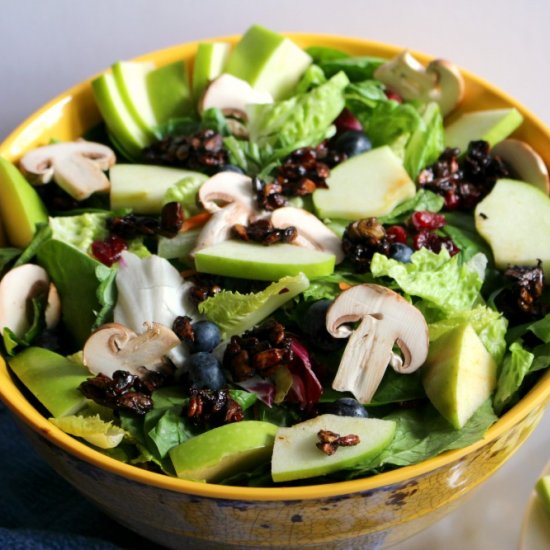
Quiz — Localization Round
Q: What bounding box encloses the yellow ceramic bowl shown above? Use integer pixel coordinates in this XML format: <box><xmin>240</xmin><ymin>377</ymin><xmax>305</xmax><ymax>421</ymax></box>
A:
<box><xmin>2</xmin><ymin>34</ymin><xmax>550</xmax><ymax>550</ymax></box>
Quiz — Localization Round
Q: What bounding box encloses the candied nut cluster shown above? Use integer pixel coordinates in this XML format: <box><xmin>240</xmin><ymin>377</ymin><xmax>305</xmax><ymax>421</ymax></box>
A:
<box><xmin>342</xmin><ymin>217</ymin><xmax>391</xmax><ymax>272</ymax></box>
<box><xmin>223</xmin><ymin>320</ymin><xmax>293</xmax><ymax>382</ymax></box>
<box><xmin>142</xmin><ymin>129</ymin><xmax>229</xmax><ymax>173</ymax></box>
<box><xmin>187</xmin><ymin>275</ymin><xmax>223</xmax><ymax>305</ymax></box>
<box><xmin>79</xmin><ymin>370</ymin><xmax>166</xmax><ymax>415</ymax></box>
<box><xmin>498</xmin><ymin>261</ymin><xmax>546</xmax><ymax>322</ymax></box>
<box><xmin>232</xmin><ymin>218</ymin><xmax>297</xmax><ymax>246</ymax></box>
<box><xmin>417</xmin><ymin>141</ymin><xmax>508</xmax><ymax>210</ymax></box>
<box><xmin>316</xmin><ymin>429</ymin><xmax>360</xmax><ymax>456</ymax></box>
<box><xmin>186</xmin><ymin>388</ymin><xmax>244</xmax><ymax>426</ymax></box>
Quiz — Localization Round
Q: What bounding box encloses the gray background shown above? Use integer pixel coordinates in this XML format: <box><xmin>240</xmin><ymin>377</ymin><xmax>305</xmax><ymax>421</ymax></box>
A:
<box><xmin>1</xmin><ymin>1</ymin><xmax>550</xmax><ymax>548</ymax></box>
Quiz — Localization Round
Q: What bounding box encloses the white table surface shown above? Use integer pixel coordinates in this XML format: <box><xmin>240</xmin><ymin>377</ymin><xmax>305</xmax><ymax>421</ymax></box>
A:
<box><xmin>1</xmin><ymin>1</ymin><xmax>550</xmax><ymax>548</ymax></box>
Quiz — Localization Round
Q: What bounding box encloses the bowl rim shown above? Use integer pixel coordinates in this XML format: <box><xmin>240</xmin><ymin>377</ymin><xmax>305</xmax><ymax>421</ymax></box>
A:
<box><xmin>1</xmin><ymin>32</ymin><xmax>550</xmax><ymax>503</ymax></box>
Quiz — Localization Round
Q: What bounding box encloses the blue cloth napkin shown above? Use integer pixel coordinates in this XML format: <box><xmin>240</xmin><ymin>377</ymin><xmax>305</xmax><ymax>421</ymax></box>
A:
<box><xmin>0</xmin><ymin>401</ymin><xmax>163</xmax><ymax>549</ymax></box>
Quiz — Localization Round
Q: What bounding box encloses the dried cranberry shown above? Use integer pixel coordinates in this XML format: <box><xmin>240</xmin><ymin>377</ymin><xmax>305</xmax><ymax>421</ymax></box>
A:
<box><xmin>410</xmin><ymin>211</ymin><xmax>446</xmax><ymax>231</ymax></box>
<box><xmin>385</xmin><ymin>225</ymin><xmax>408</xmax><ymax>244</ymax></box>
<box><xmin>413</xmin><ymin>230</ymin><xmax>460</xmax><ymax>256</ymax></box>
<box><xmin>334</xmin><ymin>108</ymin><xmax>363</xmax><ymax>133</ymax></box>
<box><xmin>443</xmin><ymin>190</ymin><xmax>461</xmax><ymax>210</ymax></box>
<box><xmin>385</xmin><ymin>90</ymin><xmax>403</xmax><ymax>103</ymax></box>
<box><xmin>91</xmin><ymin>235</ymin><xmax>128</xmax><ymax>266</ymax></box>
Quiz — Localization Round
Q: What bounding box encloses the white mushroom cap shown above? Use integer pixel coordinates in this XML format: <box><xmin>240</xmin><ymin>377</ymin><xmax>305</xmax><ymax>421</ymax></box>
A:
<box><xmin>270</xmin><ymin>206</ymin><xmax>344</xmax><ymax>263</ymax></box>
<box><xmin>326</xmin><ymin>284</ymin><xmax>429</xmax><ymax>403</ymax></box>
<box><xmin>491</xmin><ymin>139</ymin><xmax>550</xmax><ymax>194</ymax></box>
<box><xmin>198</xmin><ymin>171</ymin><xmax>257</xmax><ymax>213</ymax></box>
<box><xmin>199</xmin><ymin>74</ymin><xmax>273</xmax><ymax>119</ymax></box>
<box><xmin>0</xmin><ymin>264</ymin><xmax>61</xmax><ymax>338</ymax></box>
<box><xmin>20</xmin><ymin>140</ymin><xmax>116</xmax><ymax>201</ymax></box>
<box><xmin>82</xmin><ymin>322</ymin><xmax>180</xmax><ymax>379</ymax></box>
<box><xmin>374</xmin><ymin>51</ymin><xmax>464</xmax><ymax>116</ymax></box>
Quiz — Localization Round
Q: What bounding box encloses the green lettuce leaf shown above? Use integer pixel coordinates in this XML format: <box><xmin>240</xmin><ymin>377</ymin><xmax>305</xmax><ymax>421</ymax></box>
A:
<box><xmin>378</xmin><ymin>189</ymin><xmax>444</xmax><ymax>225</ymax></box>
<box><xmin>163</xmin><ymin>174</ymin><xmax>208</xmax><ymax>217</ymax></box>
<box><xmin>493</xmin><ymin>342</ymin><xmax>535</xmax><ymax>414</ymax></box>
<box><xmin>370</xmin><ymin>248</ymin><xmax>483</xmax><ymax>316</ymax></box>
<box><xmin>295</xmin><ymin>64</ymin><xmax>327</xmax><ymax>93</ymax></box>
<box><xmin>315</xmin><ymin>56</ymin><xmax>385</xmax><ymax>81</ymax></box>
<box><xmin>49</xmin><ymin>414</ymin><xmax>126</xmax><ymax>449</ymax></box>
<box><xmin>247</xmin><ymin>71</ymin><xmax>349</xmax><ymax>153</ymax></box>
<box><xmin>198</xmin><ymin>273</ymin><xmax>310</xmax><ymax>338</ymax></box>
<box><xmin>144</xmin><ymin>405</ymin><xmax>195</xmax><ymax>459</ymax></box>
<box><xmin>403</xmin><ymin>102</ymin><xmax>445</xmax><ymax>178</ymax></box>
<box><xmin>49</xmin><ymin>213</ymin><xmax>109</xmax><ymax>254</ymax></box>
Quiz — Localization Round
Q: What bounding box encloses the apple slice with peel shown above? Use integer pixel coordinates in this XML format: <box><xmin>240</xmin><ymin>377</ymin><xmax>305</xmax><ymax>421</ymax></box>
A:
<box><xmin>9</xmin><ymin>347</ymin><xmax>89</xmax><ymax>417</ymax></box>
<box><xmin>444</xmin><ymin>108</ymin><xmax>523</xmax><ymax>153</ymax></box>
<box><xmin>0</xmin><ymin>157</ymin><xmax>48</xmax><ymax>248</ymax></box>
<box><xmin>225</xmin><ymin>24</ymin><xmax>311</xmax><ymax>100</ymax></box>
<box><xmin>194</xmin><ymin>240</ymin><xmax>335</xmax><ymax>281</ymax></box>
<box><xmin>474</xmin><ymin>178</ymin><xmax>550</xmax><ymax>276</ymax></box>
<box><xmin>110</xmin><ymin>164</ymin><xmax>207</xmax><ymax>214</ymax></box>
<box><xmin>271</xmin><ymin>414</ymin><xmax>396</xmax><ymax>482</ymax></box>
<box><xmin>169</xmin><ymin>421</ymin><xmax>278</xmax><ymax>482</ymax></box>
<box><xmin>192</xmin><ymin>42</ymin><xmax>232</xmax><ymax>104</ymax></box>
<box><xmin>312</xmin><ymin>146</ymin><xmax>416</xmax><ymax>220</ymax></box>
<box><xmin>422</xmin><ymin>323</ymin><xmax>497</xmax><ymax>429</ymax></box>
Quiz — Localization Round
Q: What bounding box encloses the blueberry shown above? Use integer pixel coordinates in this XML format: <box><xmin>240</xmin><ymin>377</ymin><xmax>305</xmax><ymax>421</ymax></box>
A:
<box><xmin>320</xmin><ymin>397</ymin><xmax>369</xmax><ymax>418</ymax></box>
<box><xmin>219</xmin><ymin>164</ymin><xmax>244</xmax><ymax>174</ymax></box>
<box><xmin>331</xmin><ymin>131</ymin><xmax>372</xmax><ymax>157</ymax></box>
<box><xmin>390</xmin><ymin>242</ymin><xmax>414</xmax><ymax>263</ymax></box>
<box><xmin>188</xmin><ymin>352</ymin><xmax>226</xmax><ymax>390</ymax></box>
<box><xmin>191</xmin><ymin>320</ymin><xmax>221</xmax><ymax>353</ymax></box>
<box><xmin>301</xmin><ymin>299</ymin><xmax>344</xmax><ymax>352</ymax></box>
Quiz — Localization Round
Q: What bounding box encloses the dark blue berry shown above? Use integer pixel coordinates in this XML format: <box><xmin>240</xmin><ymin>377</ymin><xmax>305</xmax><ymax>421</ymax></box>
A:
<box><xmin>219</xmin><ymin>164</ymin><xmax>244</xmax><ymax>174</ymax></box>
<box><xmin>191</xmin><ymin>320</ymin><xmax>221</xmax><ymax>353</ymax></box>
<box><xmin>188</xmin><ymin>352</ymin><xmax>226</xmax><ymax>390</ymax></box>
<box><xmin>301</xmin><ymin>299</ymin><xmax>344</xmax><ymax>352</ymax></box>
<box><xmin>331</xmin><ymin>131</ymin><xmax>372</xmax><ymax>158</ymax></box>
<box><xmin>390</xmin><ymin>242</ymin><xmax>414</xmax><ymax>263</ymax></box>
<box><xmin>320</xmin><ymin>397</ymin><xmax>368</xmax><ymax>418</ymax></box>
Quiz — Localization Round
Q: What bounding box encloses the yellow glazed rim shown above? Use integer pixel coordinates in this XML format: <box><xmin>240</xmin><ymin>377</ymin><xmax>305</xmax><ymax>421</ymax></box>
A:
<box><xmin>2</xmin><ymin>33</ymin><xmax>550</xmax><ymax>503</ymax></box>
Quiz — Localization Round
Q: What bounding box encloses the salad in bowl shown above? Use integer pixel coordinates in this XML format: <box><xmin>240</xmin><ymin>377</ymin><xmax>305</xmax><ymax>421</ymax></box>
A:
<box><xmin>1</xmin><ymin>24</ymin><xmax>549</xmax><ymax>491</ymax></box>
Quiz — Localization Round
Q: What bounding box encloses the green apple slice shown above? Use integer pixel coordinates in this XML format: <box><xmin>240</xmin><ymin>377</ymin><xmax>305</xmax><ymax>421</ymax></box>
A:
<box><xmin>112</xmin><ymin>60</ymin><xmax>158</xmax><ymax>134</ymax></box>
<box><xmin>0</xmin><ymin>157</ymin><xmax>48</xmax><ymax>248</ymax></box>
<box><xmin>169</xmin><ymin>420</ymin><xmax>278</xmax><ymax>482</ymax></box>
<box><xmin>444</xmin><ymin>108</ymin><xmax>523</xmax><ymax>153</ymax></box>
<box><xmin>146</xmin><ymin>60</ymin><xmax>193</xmax><ymax>124</ymax></box>
<box><xmin>194</xmin><ymin>240</ymin><xmax>335</xmax><ymax>281</ymax></box>
<box><xmin>225</xmin><ymin>24</ymin><xmax>311</xmax><ymax>100</ymax></box>
<box><xmin>474</xmin><ymin>178</ymin><xmax>550</xmax><ymax>275</ymax></box>
<box><xmin>91</xmin><ymin>73</ymin><xmax>151</xmax><ymax>159</ymax></box>
<box><xmin>271</xmin><ymin>414</ymin><xmax>396</xmax><ymax>482</ymax></box>
<box><xmin>109</xmin><ymin>164</ymin><xmax>207</xmax><ymax>214</ymax></box>
<box><xmin>312</xmin><ymin>146</ymin><xmax>416</xmax><ymax>220</ymax></box>
<box><xmin>536</xmin><ymin>476</ymin><xmax>550</xmax><ymax>518</ymax></box>
<box><xmin>422</xmin><ymin>323</ymin><xmax>497</xmax><ymax>429</ymax></box>
<box><xmin>9</xmin><ymin>347</ymin><xmax>89</xmax><ymax>417</ymax></box>
<box><xmin>192</xmin><ymin>42</ymin><xmax>231</xmax><ymax>104</ymax></box>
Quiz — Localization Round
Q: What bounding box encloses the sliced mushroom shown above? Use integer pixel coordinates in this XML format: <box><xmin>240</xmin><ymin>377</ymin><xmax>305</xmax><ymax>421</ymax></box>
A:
<box><xmin>82</xmin><ymin>322</ymin><xmax>180</xmax><ymax>379</ymax></box>
<box><xmin>492</xmin><ymin>139</ymin><xmax>550</xmax><ymax>194</ymax></box>
<box><xmin>0</xmin><ymin>263</ymin><xmax>61</xmax><ymax>338</ymax></box>
<box><xmin>198</xmin><ymin>171</ymin><xmax>257</xmax><ymax>213</ymax></box>
<box><xmin>193</xmin><ymin>171</ymin><xmax>261</xmax><ymax>255</ymax></box>
<box><xmin>270</xmin><ymin>206</ymin><xmax>345</xmax><ymax>263</ymax></box>
<box><xmin>374</xmin><ymin>51</ymin><xmax>464</xmax><ymax>116</ymax></box>
<box><xmin>20</xmin><ymin>140</ymin><xmax>116</xmax><ymax>201</ymax></box>
<box><xmin>326</xmin><ymin>284</ymin><xmax>429</xmax><ymax>403</ymax></box>
<box><xmin>199</xmin><ymin>73</ymin><xmax>273</xmax><ymax>119</ymax></box>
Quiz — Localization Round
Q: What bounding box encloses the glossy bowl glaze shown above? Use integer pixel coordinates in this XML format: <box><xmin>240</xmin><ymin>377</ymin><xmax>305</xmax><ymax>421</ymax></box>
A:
<box><xmin>2</xmin><ymin>34</ymin><xmax>550</xmax><ymax>549</ymax></box>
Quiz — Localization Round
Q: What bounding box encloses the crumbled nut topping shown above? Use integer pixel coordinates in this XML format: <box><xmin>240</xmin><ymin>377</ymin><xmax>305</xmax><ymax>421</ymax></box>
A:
<box><xmin>187</xmin><ymin>388</ymin><xmax>244</xmax><ymax>426</ymax></box>
<box><xmin>223</xmin><ymin>320</ymin><xmax>292</xmax><ymax>381</ymax></box>
<box><xmin>172</xmin><ymin>315</ymin><xmax>194</xmax><ymax>342</ymax></box>
<box><xmin>316</xmin><ymin>429</ymin><xmax>360</xmax><ymax>455</ymax></box>
<box><xmin>188</xmin><ymin>275</ymin><xmax>223</xmax><ymax>304</ymax></box>
<box><xmin>342</xmin><ymin>218</ymin><xmax>391</xmax><ymax>272</ymax></box>
<box><xmin>232</xmin><ymin>218</ymin><xmax>298</xmax><ymax>246</ymax></box>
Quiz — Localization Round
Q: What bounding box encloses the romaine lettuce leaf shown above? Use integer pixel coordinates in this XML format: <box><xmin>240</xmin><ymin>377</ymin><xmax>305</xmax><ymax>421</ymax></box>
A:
<box><xmin>295</xmin><ymin>64</ymin><xmax>327</xmax><ymax>93</ymax></box>
<box><xmin>493</xmin><ymin>342</ymin><xmax>534</xmax><ymax>414</ymax></box>
<box><xmin>49</xmin><ymin>212</ymin><xmax>109</xmax><ymax>253</ymax></box>
<box><xmin>247</xmin><ymin>71</ymin><xmax>349</xmax><ymax>152</ymax></box>
<box><xmin>370</xmin><ymin>248</ymin><xmax>483</xmax><ymax>316</ymax></box>
<box><xmin>163</xmin><ymin>174</ymin><xmax>208</xmax><ymax>217</ymax></box>
<box><xmin>49</xmin><ymin>414</ymin><xmax>126</xmax><ymax>449</ymax></box>
<box><xmin>378</xmin><ymin>189</ymin><xmax>444</xmax><ymax>225</ymax></box>
<box><xmin>198</xmin><ymin>273</ymin><xmax>310</xmax><ymax>338</ymax></box>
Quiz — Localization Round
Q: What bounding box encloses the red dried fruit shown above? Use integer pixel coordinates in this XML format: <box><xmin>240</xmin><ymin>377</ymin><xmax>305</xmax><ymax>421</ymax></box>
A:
<box><xmin>385</xmin><ymin>90</ymin><xmax>403</xmax><ymax>103</ymax></box>
<box><xmin>410</xmin><ymin>211</ymin><xmax>446</xmax><ymax>231</ymax></box>
<box><xmin>334</xmin><ymin>108</ymin><xmax>363</xmax><ymax>133</ymax></box>
<box><xmin>91</xmin><ymin>235</ymin><xmax>128</xmax><ymax>266</ymax></box>
<box><xmin>386</xmin><ymin>225</ymin><xmax>408</xmax><ymax>244</ymax></box>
